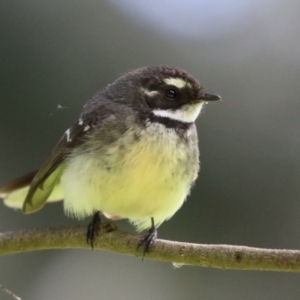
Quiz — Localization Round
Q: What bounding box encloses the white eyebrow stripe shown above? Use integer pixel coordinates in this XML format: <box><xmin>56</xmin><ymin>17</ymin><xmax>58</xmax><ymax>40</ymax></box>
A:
<box><xmin>141</xmin><ymin>87</ymin><xmax>159</xmax><ymax>97</ymax></box>
<box><xmin>163</xmin><ymin>77</ymin><xmax>192</xmax><ymax>89</ymax></box>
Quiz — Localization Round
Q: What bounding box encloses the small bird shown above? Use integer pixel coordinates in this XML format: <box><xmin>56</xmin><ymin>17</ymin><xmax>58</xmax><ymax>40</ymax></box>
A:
<box><xmin>0</xmin><ymin>65</ymin><xmax>220</xmax><ymax>253</ymax></box>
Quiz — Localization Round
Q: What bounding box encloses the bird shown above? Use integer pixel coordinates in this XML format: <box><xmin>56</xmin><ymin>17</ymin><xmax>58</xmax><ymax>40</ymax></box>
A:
<box><xmin>0</xmin><ymin>65</ymin><xmax>221</xmax><ymax>253</ymax></box>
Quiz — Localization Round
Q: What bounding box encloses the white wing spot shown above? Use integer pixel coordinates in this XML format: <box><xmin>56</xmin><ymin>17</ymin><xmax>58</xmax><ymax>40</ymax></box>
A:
<box><xmin>78</xmin><ymin>118</ymin><xmax>83</xmax><ymax>125</ymax></box>
<box><xmin>65</xmin><ymin>128</ymin><xmax>72</xmax><ymax>142</ymax></box>
<box><xmin>84</xmin><ymin>125</ymin><xmax>90</xmax><ymax>132</ymax></box>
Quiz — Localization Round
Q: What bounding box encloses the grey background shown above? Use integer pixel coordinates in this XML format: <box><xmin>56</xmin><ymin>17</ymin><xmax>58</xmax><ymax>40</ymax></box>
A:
<box><xmin>1</xmin><ymin>1</ymin><xmax>300</xmax><ymax>299</ymax></box>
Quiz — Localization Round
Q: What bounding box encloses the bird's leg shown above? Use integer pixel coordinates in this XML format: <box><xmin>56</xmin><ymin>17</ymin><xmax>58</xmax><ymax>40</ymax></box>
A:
<box><xmin>137</xmin><ymin>217</ymin><xmax>157</xmax><ymax>257</ymax></box>
<box><xmin>86</xmin><ymin>211</ymin><xmax>101</xmax><ymax>249</ymax></box>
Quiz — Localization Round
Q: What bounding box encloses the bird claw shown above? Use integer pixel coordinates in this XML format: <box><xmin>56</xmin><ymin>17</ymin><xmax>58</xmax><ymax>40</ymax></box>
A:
<box><xmin>137</xmin><ymin>217</ymin><xmax>157</xmax><ymax>258</ymax></box>
<box><xmin>86</xmin><ymin>211</ymin><xmax>101</xmax><ymax>249</ymax></box>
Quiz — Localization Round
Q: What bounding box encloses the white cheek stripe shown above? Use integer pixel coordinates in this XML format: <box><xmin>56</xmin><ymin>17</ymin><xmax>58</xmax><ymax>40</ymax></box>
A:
<box><xmin>152</xmin><ymin>102</ymin><xmax>204</xmax><ymax>123</ymax></box>
<box><xmin>164</xmin><ymin>77</ymin><xmax>192</xmax><ymax>89</ymax></box>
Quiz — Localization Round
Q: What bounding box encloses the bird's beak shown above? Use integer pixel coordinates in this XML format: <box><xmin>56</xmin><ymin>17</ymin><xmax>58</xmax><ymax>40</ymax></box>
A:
<box><xmin>199</xmin><ymin>91</ymin><xmax>221</xmax><ymax>101</ymax></box>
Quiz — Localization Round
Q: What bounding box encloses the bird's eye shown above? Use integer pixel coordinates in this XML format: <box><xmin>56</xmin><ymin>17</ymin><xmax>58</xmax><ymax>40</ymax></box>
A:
<box><xmin>166</xmin><ymin>89</ymin><xmax>177</xmax><ymax>99</ymax></box>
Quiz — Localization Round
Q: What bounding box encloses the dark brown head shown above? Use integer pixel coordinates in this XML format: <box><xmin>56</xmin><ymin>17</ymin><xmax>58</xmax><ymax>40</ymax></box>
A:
<box><xmin>105</xmin><ymin>65</ymin><xmax>220</xmax><ymax>122</ymax></box>
<box><xmin>98</xmin><ymin>65</ymin><xmax>221</xmax><ymax>124</ymax></box>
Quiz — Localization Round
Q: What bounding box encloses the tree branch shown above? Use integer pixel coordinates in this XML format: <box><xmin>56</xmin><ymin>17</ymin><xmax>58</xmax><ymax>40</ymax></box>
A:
<box><xmin>1</xmin><ymin>223</ymin><xmax>300</xmax><ymax>272</ymax></box>
<box><xmin>0</xmin><ymin>284</ymin><xmax>22</xmax><ymax>300</ymax></box>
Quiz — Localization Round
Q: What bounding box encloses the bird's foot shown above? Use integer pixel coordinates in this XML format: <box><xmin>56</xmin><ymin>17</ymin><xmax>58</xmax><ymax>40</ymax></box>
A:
<box><xmin>137</xmin><ymin>217</ymin><xmax>157</xmax><ymax>258</ymax></box>
<box><xmin>86</xmin><ymin>211</ymin><xmax>101</xmax><ymax>249</ymax></box>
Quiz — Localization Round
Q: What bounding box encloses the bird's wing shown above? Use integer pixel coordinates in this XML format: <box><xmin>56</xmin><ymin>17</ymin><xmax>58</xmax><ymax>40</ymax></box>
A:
<box><xmin>22</xmin><ymin>118</ymin><xmax>95</xmax><ymax>213</ymax></box>
<box><xmin>2</xmin><ymin>97</ymin><xmax>129</xmax><ymax>213</ymax></box>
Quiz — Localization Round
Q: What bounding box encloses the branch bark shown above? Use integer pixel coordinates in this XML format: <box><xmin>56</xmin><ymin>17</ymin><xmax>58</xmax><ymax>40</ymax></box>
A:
<box><xmin>1</xmin><ymin>223</ymin><xmax>300</xmax><ymax>272</ymax></box>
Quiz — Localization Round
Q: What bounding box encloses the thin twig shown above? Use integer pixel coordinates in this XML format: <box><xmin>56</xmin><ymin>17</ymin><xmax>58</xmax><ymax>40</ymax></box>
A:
<box><xmin>0</xmin><ymin>223</ymin><xmax>300</xmax><ymax>272</ymax></box>
<box><xmin>0</xmin><ymin>284</ymin><xmax>22</xmax><ymax>300</ymax></box>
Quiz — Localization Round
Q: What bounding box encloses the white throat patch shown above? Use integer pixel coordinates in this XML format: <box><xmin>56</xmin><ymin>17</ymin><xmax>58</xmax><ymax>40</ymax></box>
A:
<box><xmin>152</xmin><ymin>102</ymin><xmax>204</xmax><ymax>123</ymax></box>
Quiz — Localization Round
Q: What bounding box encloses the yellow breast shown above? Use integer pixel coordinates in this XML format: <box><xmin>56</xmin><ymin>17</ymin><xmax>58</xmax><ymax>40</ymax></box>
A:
<box><xmin>61</xmin><ymin>122</ymin><xmax>197</xmax><ymax>231</ymax></box>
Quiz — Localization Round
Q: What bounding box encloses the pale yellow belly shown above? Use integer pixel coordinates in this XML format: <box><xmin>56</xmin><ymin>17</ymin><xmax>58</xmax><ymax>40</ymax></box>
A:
<box><xmin>61</xmin><ymin>124</ymin><xmax>195</xmax><ymax>231</ymax></box>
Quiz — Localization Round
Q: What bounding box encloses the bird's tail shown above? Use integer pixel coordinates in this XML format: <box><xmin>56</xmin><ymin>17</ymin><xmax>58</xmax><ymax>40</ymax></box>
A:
<box><xmin>0</xmin><ymin>171</ymin><xmax>63</xmax><ymax>209</ymax></box>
